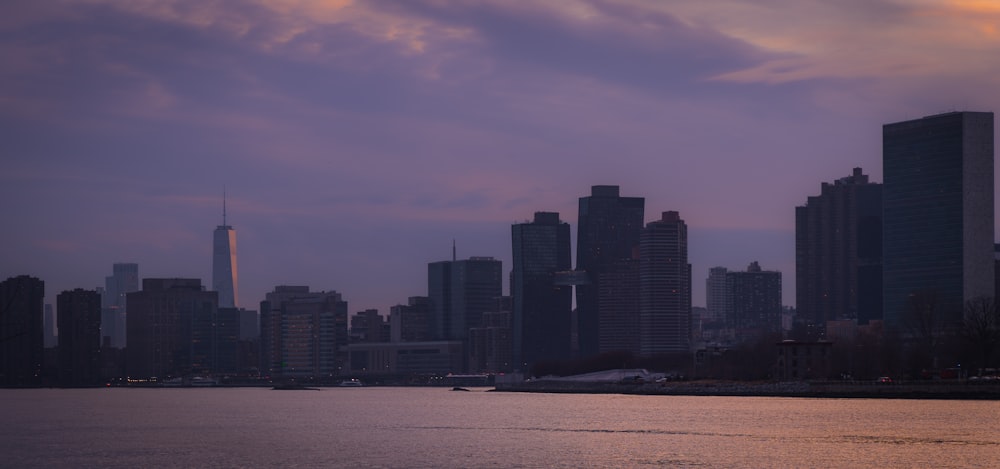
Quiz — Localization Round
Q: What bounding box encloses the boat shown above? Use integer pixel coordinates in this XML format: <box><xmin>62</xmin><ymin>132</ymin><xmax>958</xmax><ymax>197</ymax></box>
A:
<box><xmin>338</xmin><ymin>379</ymin><xmax>363</xmax><ymax>387</ymax></box>
<box><xmin>272</xmin><ymin>383</ymin><xmax>319</xmax><ymax>390</ymax></box>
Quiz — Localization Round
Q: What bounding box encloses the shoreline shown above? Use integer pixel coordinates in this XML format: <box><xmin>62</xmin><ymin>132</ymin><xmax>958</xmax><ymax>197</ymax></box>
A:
<box><xmin>494</xmin><ymin>380</ymin><xmax>1000</xmax><ymax>400</ymax></box>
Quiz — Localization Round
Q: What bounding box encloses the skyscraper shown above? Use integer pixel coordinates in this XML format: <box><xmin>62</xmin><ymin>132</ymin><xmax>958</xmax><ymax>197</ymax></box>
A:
<box><xmin>796</xmin><ymin>168</ymin><xmax>882</xmax><ymax>331</ymax></box>
<box><xmin>576</xmin><ymin>185</ymin><xmax>645</xmax><ymax>358</ymax></box>
<box><xmin>103</xmin><ymin>262</ymin><xmax>138</xmax><ymax>348</ymax></box>
<box><xmin>427</xmin><ymin>256</ymin><xmax>503</xmax><ymax>341</ymax></box>
<box><xmin>259</xmin><ymin>286</ymin><xmax>349</xmax><ymax>379</ymax></box>
<box><xmin>705</xmin><ymin>267</ymin><xmax>730</xmax><ymax>326</ymax></box>
<box><xmin>0</xmin><ymin>275</ymin><xmax>44</xmax><ymax>386</ymax></box>
<box><xmin>728</xmin><ymin>262</ymin><xmax>782</xmax><ymax>338</ymax></box>
<box><xmin>511</xmin><ymin>212</ymin><xmax>572</xmax><ymax>369</ymax></box>
<box><xmin>882</xmin><ymin>112</ymin><xmax>995</xmax><ymax>331</ymax></box>
<box><xmin>56</xmin><ymin>288</ymin><xmax>102</xmax><ymax>386</ymax></box>
<box><xmin>213</xmin><ymin>194</ymin><xmax>239</xmax><ymax>309</ymax></box>
<box><xmin>639</xmin><ymin>211</ymin><xmax>691</xmax><ymax>355</ymax></box>
<box><xmin>126</xmin><ymin>278</ymin><xmax>218</xmax><ymax>379</ymax></box>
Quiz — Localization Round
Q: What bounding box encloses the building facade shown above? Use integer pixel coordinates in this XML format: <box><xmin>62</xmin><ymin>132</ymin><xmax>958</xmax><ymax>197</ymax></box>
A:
<box><xmin>427</xmin><ymin>257</ymin><xmax>502</xmax><ymax>341</ymax></box>
<box><xmin>511</xmin><ymin>212</ymin><xmax>572</xmax><ymax>369</ymax></box>
<box><xmin>576</xmin><ymin>185</ymin><xmax>645</xmax><ymax>358</ymax></box>
<box><xmin>882</xmin><ymin>112</ymin><xmax>995</xmax><ymax>331</ymax></box>
<box><xmin>102</xmin><ymin>263</ymin><xmax>138</xmax><ymax>349</ymax></box>
<box><xmin>126</xmin><ymin>278</ymin><xmax>218</xmax><ymax>379</ymax></box>
<box><xmin>0</xmin><ymin>275</ymin><xmax>45</xmax><ymax>386</ymax></box>
<box><xmin>56</xmin><ymin>288</ymin><xmax>102</xmax><ymax>386</ymax></box>
<box><xmin>796</xmin><ymin>168</ymin><xmax>882</xmax><ymax>331</ymax></box>
<box><xmin>389</xmin><ymin>296</ymin><xmax>431</xmax><ymax>342</ymax></box>
<box><xmin>728</xmin><ymin>262</ymin><xmax>783</xmax><ymax>339</ymax></box>
<box><xmin>639</xmin><ymin>211</ymin><xmax>692</xmax><ymax>355</ymax></box>
<box><xmin>212</xmin><ymin>203</ymin><xmax>239</xmax><ymax>309</ymax></box>
<box><xmin>259</xmin><ymin>286</ymin><xmax>348</xmax><ymax>379</ymax></box>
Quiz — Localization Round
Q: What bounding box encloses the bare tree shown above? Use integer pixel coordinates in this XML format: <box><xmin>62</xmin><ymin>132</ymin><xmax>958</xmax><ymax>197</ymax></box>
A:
<box><xmin>963</xmin><ymin>296</ymin><xmax>1000</xmax><ymax>373</ymax></box>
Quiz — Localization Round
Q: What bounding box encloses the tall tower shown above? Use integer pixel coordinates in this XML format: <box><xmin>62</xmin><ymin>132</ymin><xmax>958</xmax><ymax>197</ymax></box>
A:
<box><xmin>728</xmin><ymin>262</ymin><xmax>782</xmax><ymax>337</ymax></box>
<box><xmin>882</xmin><ymin>112</ymin><xmax>994</xmax><ymax>331</ymax></box>
<box><xmin>57</xmin><ymin>288</ymin><xmax>102</xmax><ymax>386</ymax></box>
<box><xmin>795</xmin><ymin>168</ymin><xmax>882</xmax><ymax>332</ymax></box>
<box><xmin>213</xmin><ymin>191</ymin><xmax>239</xmax><ymax>308</ymax></box>
<box><xmin>576</xmin><ymin>185</ymin><xmax>644</xmax><ymax>358</ymax></box>
<box><xmin>0</xmin><ymin>275</ymin><xmax>45</xmax><ymax>386</ymax></box>
<box><xmin>511</xmin><ymin>212</ymin><xmax>572</xmax><ymax>369</ymax></box>
<box><xmin>705</xmin><ymin>267</ymin><xmax>730</xmax><ymax>325</ymax></box>
<box><xmin>639</xmin><ymin>211</ymin><xmax>691</xmax><ymax>355</ymax></box>
<box><xmin>428</xmin><ymin>256</ymin><xmax>502</xmax><ymax>341</ymax></box>
<box><xmin>103</xmin><ymin>262</ymin><xmax>138</xmax><ymax>348</ymax></box>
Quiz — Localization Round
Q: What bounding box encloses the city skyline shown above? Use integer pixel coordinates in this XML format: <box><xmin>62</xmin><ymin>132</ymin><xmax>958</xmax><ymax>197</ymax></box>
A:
<box><xmin>5</xmin><ymin>1</ymin><xmax>1000</xmax><ymax>315</ymax></box>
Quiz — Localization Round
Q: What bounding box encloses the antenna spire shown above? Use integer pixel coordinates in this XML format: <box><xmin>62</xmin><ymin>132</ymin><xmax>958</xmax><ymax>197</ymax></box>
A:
<box><xmin>452</xmin><ymin>239</ymin><xmax>456</xmax><ymax>262</ymax></box>
<box><xmin>223</xmin><ymin>186</ymin><xmax>227</xmax><ymax>226</ymax></box>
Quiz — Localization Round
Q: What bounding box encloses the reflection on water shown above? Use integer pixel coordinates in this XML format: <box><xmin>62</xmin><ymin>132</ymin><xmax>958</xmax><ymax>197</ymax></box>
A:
<box><xmin>1</xmin><ymin>387</ymin><xmax>996</xmax><ymax>468</ymax></box>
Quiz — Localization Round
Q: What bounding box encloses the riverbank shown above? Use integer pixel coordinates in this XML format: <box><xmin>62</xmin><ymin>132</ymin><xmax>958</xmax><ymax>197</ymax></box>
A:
<box><xmin>494</xmin><ymin>379</ymin><xmax>1000</xmax><ymax>399</ymax></box>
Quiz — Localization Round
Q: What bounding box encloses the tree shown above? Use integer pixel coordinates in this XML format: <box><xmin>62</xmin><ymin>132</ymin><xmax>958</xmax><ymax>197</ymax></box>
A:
<box><xmin>962</xmin><ymin>296</ymin><xmax>1000</xmax><ymax>374</ymax></box>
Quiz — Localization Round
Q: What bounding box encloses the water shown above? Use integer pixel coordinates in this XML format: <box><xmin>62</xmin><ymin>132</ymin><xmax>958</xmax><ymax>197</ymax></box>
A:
<box><xmin>2</xmin><ymin>387</ymin><xmax>997</xmax><ymax>468</ymax></box>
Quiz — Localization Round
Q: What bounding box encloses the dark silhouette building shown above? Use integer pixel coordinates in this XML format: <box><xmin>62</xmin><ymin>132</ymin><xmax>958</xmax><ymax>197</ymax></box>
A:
<box><xmin>126</xmin><ymin>278</ymin><xmax>218</xmax><ymax>379</ymax></box>
<box><xmin>511</xmin><ymin>212</ymin><xmax>572</xmax><ymax>369</ymax></box>
<box><xmin>728</xmin><ymin>262</ymin><xmax>782</xmax><ymax>339</ymax></box>
<box><xmin>259</xmin><ymin>286</ymin><xmax>349</xmax><ymax>379</ymax></box>
<box><xmin>576</xmin><ymin>185</ymin><xmax>645</xmax><ymax>358</ymax></box>
<box><xmin>350</xmin><ymin>309</ymin><xmax>389</xmax><ymax>343</ymax></box>
<box><xmin>796</xmin><ymin>168</ymin><xmax>883</xmax><ymax>331</ymax></box>
<box><xmin>427</xmin><ymin>256</ymin><xmax>502</xmax><ymax>341</ymax></box>
<box><xmin>56</xmin><ymin>288</ymin><xmax>102</xmax><ymax>386</ymax></box>
<box><xmin>598</xmin><ymin>258</ymin><xmax>640</xmax><ymax>355</ymax></box>
<box><xmin>882</xmin><ymin>112</ymin><xmax>995</xmax><ymax>331</ymax></box>
<box><xmin>0</xmin><ymin>275</ymin><xmax>45</xmax><ymax>386</ymax></box>
<box><xmin>639</xmin><ymin>211</ymin><xmax>692</xmax><ymax>355</ymax></box>
<box><xmin>102</xmin><ymin>263</ymin><xmax>138</xmax><ymax>349</ymax></box>
<box><xmin>389</xmin><ymin>296</ymin><xmax>431</xmax><ymax>342</ymax></box>
<box><xmin>468</xmin><ymin>297</ymin><xmax>513</xmax><ymax>373</ymax></box>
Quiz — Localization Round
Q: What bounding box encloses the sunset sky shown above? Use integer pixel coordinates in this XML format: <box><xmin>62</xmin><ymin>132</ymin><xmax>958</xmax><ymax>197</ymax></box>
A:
<box><xmin>4</xmin><ymin>0</ymin><xmax>1000</xmax><ymax>314</ymax></box>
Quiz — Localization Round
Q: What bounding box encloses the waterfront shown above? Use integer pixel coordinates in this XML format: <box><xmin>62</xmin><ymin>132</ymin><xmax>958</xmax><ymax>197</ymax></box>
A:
<box><xmin>2</xmin><ymin>387</ymin><xmax>997</xmax><ymax>468</ymax></box>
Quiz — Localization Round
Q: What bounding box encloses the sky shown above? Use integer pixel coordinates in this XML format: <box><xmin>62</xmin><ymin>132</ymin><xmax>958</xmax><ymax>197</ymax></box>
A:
<box><xmin>4</xmin><ymin>0</ymin><xmax>1000</xmax><ymax>314</ymax></box>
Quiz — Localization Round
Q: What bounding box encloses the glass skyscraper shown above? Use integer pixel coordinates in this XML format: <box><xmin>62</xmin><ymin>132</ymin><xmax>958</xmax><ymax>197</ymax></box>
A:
<box><xmin>511</xmin><ymin>212</ymin><xmax>572</xmax><ymax>369</ymax></box>
<box><xmin>882</xmin><ymin>112</ymin><xmax>994</xmax><ymax>331</ymax></box>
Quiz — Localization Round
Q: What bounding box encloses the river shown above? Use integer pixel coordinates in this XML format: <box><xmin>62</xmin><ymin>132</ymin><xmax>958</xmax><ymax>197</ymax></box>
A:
<box><xmin>2</xmin><ymin>387</ymin><xmax>996</xmax><ymax>467</ymax></box>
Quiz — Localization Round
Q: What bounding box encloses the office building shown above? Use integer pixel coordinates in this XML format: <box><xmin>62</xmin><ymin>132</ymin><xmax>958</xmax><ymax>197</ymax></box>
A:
<box><xmin>639</xmin><ymin>211</ymin><xmax>691</xmax><ymax>355</ymax></box>
<box><xmin>576</xmin><ymin>185</ymin><xmax>644</xmax><ymax>358</ymax></box>
<box><xmin>705</xmin><ymin>267</ymin><xmax>730</xmax><ymax>326</ymax></box>
<box><xmin>883</xmin><ymin>111</ymin><xmax>994</xmax><ymax>331</ymax></box>
<box><xmin>728</xmin><ymin>262</ymin><xmax>782</xmax><ymax>338</ymax></box>
<box><xmin>56</xmin><ymin>288</ymin><xmax>102</xmax><ymax>386</ymax></box>
<box><xmin>102</xmin><ymin>263</ymin><xmax>138</xmax><ymax>348</ymax></box>
<box><xmin>126</xmin><ymin>278</ymin><xmax>218</xmax><ymax>379</ymax></box>
<box><xmin>259</xmin><ymin>286</ymin><xmax>348</xmax><ymax>379</ymax></box>
<box><xmin>511</xmin><ymin>212</ymin><xmax>572</xmax><ymax>369</ymax></box>
<box><xmin>468</xmin><ymin>298</ymin><xmax>513</xmax><ymax>373</ymax></box>
<box><xmin>796</xmin><ymin>168</ymin><xmax>882</xmax><ymax>330</ymax></box>
<box><xmin>212</xmin><ymin>196</ymin><xmax>239</xmax><ymax>309</ymax></box>
<box><xmin>427</xmin><ymin>257</ymin><xmax>502</xmax><ymax>341</ymax></box>
<box><xmin>389</xmin><ymin>297</ymin><xmax>431</xmax><ymax>342</ymax></box>
<box><xmin>0</xmin><ymin>275</ymin><xmax>45</xmax><ymax>386</ymax></box>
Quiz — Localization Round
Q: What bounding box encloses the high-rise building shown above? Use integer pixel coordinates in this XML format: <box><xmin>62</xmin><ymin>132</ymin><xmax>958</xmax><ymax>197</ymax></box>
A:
<box><xmin>639</xmin><ymin>211</ymin><xmax>691</xmax><ymax>355</ymax></box>
<box><xmin>350</xmin><ymin>309</ymin><xmax>389</xmax><ymax>343</ymax></box>
<box><xmin>468</xmin><ymin>297</ymin><xmax>513</xmax><ymax>373</ymax></box>
<box><xmin>576</xmin><ymin>185</ymin><xmax>644</xmax><ymax>358</ymax></box>
<box><xmin>796</xmin><ymin>168</ymin><xmax>882</xmax><ymax>330</ymax></box>
<box><xmin>728</xmin><ymin>262</ymin><xmax>782</xmax><ymax>338</ymax></box>
<box><xmin>882</xmin><ymin>112</ymin><xmax>995</xmax><ymax>331</ymax></box>
<box><xmin>705</xmin><ymin>267</ymin><xmax>730</xmax><ymax>326</ymax></box>
<box><xmin>598</xmin><ymin>258</ymin><xmax>640</xmax><ymax>355</ymax></box>
<box><xmin>56</xmin><ymin>288</ymin><xmax>102</xmax><ymax>386</ymax></box>
<box><xmin>126</xmin><ymin>278</ymin><xmax>218</xmax><ymax>379</ymax></box>
<box><xmin>389</xmin><ymin>296</ymin><xmax>431</xmax><ymax>342</ymax></box>
<box><xmin>0</xmin><ymin>275</ymin><xmax>45</xmax><ymax>386</ymax></box>
<box><xmin>43</xmin><ymin>303</ymin><xmax>57</xmax><ymax>349</ymax></box>
<box><xmin>427</xmin><ymin>257</ymin><xmax>502</xmax><ymax>341</ymax></box>
<box><xmin>213</xmin><ymin>195</ymin><xmax>239</xmax><ymax>309</ymax></box>
<box><xmin>259</xmin><ymin>286</ymin><xmax>348</xmax><ymax>379</ymax></box>
<box><xmin>102</xmin><ymin>263</ymin><xmax>138</xmax><ymax>348</ymax></box>
<box><xmin>511</xmin><ymin>212</ymin><xmax>572</xmax><ymax>369</ymax></box>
